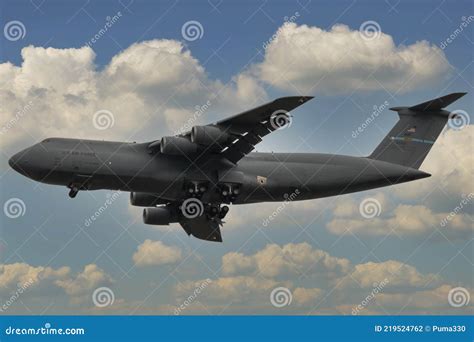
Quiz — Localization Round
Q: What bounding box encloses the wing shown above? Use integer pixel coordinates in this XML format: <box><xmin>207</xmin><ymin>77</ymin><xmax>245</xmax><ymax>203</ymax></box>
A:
<box><xmin>214</xmin><ymin>96</ymin><xmax>313</xmax><ymax>163</ymax></box>
<box><xmin>179</xmin><ymin>216</ymin><xmax>223</xmax><ymax>242</ymax></box>
<box><xmin>165</xmin><ymin>96</ymin><xmax>314</xmax><ymax>164</ymax></box>
<box><xmin>216</xmin><ymin>96</ymin><xmax>314</xmax><ymax>164</ymax></box>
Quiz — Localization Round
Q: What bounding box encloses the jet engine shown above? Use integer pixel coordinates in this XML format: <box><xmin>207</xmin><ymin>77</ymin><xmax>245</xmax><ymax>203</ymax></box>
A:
<box><xmin>160</xmin><ymin>136</ymin><xmax>197</xmax><ymax>155</ymax></box>
<box><xmin>130</xmin><ymin>192</ymin><xmax>168</xmax><ymax>207</ymax></box>
<box><xmin>191</xmin><ymin>126</ymin><xmax>230</xmax><ymax>146</ymax></box>
<box><xmin>143</xmin><ymin>206</ymin><xmax>178</xmax><ymax>225</ymax></box>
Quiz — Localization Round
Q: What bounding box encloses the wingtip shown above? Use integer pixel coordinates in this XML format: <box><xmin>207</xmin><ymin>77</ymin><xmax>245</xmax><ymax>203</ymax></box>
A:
<box><xmin>299</xmin><ymin>96</ymin><xmax>315</xmax><ymax>103</ymax></box>
<box><xmin>277</xmin><ymin>95</ymin><xmax>314</xmax><ymax>100</ymax></box>
<box><xmin>389</xmin><ymin>106</ymin><xmax>407</xmax><ymax>112</ymax></box>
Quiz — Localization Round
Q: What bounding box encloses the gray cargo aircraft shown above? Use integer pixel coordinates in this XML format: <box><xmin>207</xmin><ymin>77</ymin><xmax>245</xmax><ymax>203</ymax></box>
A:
<box><xmin>9</xmin><ymin>93</ymin><xmax>466</xmax><ymax>242</ymax></box>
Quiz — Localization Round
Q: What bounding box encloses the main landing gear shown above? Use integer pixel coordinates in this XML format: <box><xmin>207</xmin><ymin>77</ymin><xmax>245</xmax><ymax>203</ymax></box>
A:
<box><xmin>207</xmin><ymin>204</ymin><xmax>229</xmax><ymax>220</ymax></box>
<box><xmin>186</xmin><ymin>181</ymin><xmax>207</xmax><ymax>198</ymax></box>
<box><xmin>218</xmin><ymin>184</ymin><xmax>240</xmax><ymax>203</ymax></box>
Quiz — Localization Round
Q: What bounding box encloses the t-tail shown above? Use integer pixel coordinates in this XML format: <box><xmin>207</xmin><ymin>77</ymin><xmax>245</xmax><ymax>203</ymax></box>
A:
<box><xmin>369</xmin><ymin>92</ymin><xmax>467</xmax><ymax>169</ymax></box>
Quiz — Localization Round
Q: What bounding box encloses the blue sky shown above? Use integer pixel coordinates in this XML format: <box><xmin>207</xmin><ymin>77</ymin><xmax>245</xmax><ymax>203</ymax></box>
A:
<box><xmin>0</xmin><ymin>0</ymin><xmax>472</xmax><ymax>315</ymax></box>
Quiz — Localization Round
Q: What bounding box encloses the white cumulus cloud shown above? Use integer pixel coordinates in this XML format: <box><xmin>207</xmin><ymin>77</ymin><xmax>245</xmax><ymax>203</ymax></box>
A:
<box><xmin>133</xmin><ymin>239</ymin><xmax>182</xmax><ymax>267</ymax></box>
<box><xmin>258</xmin><ymin>23</ymin><xmax>451</xmax><ymax>94</ymax></box>
<box><xmin>222</xmin><ymin>242</ymin><xmax>351</xmax><ymax>278</ymax></box>
<box><xmin>0</xmin><ymin>40</ymin><xmax>266</xmax><ymax>152</ymax></box>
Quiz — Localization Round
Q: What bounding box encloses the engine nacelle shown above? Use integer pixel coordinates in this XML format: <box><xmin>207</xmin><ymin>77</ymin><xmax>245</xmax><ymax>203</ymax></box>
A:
<box><xmin>160</xmin><ymin>136</ymin><xmax>198</xmax><ymax>155</ymax></box>
<box><xmin>191</xmin><ymin>126</ymin><xmax>229</xmax><ymax>146</ymax></box>
<box><xmin>143</xmin><ymin>207</ymin><xmax>178</xmax><ymax>225</ymax></box>
<box><xmin>130</xmin><ymin>192</ymin><xmax>167</xmax><ymax>207</ymax></box>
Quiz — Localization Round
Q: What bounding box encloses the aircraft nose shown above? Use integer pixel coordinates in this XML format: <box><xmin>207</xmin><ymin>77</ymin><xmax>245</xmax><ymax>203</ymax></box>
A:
<box><xmin>8</xmin><ymin>155</ymin><xmax>14</xmax><ymax>168</ymax></box>
<box><xmin>9</xmin><ymin>149</ymin><xmax>30</xmax><ymax>176</ymax></box>
<box><xmin>9</xmin><ymin>152</ymin><xmax>20</xmax><ymax>171</ymax></box>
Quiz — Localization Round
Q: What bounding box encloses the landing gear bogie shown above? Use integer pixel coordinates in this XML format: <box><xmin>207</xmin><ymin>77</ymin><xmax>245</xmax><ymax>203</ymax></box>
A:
<box><xmin>185</xmin><ymin>181</ymin><xmax>208</xmax><ymax>199</ymax></box>
<box><xmin>218</xmin><ymin>184</ymin><xmax>240</xmax><ymax>203</ymax></box>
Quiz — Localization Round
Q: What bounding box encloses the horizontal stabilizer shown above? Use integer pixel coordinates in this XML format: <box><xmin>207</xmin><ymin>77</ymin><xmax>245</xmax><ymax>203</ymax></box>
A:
<box><xmin>405</xmin><ymin>92</ymin><xmax>467</xmax><ymax>112</ymax></box>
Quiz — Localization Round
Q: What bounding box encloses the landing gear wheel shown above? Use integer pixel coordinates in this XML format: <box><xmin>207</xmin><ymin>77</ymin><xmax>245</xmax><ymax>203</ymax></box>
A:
<box><xmin>68</xmin><ymin>186</ymin><xmax>79</xmax><ymax>198</ymax></box>
<box><xmin>219</xmin><ymin>205</ymin><xmax>229</xmax><ymax>219</ymax></box>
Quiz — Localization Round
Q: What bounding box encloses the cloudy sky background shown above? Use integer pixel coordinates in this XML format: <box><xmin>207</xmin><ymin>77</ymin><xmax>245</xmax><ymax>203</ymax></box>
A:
<box><xmin>0</xmin><ymin>0</ymin><xmax>472</xmax><ymax>315</ymax></box>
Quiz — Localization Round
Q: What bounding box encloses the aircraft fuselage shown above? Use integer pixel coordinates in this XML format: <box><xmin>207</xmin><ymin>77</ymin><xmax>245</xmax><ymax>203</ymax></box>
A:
<box><xmin>9</xmin><ymin>137</ymin><xmax>430</xmax><ymax>204</ymax></box>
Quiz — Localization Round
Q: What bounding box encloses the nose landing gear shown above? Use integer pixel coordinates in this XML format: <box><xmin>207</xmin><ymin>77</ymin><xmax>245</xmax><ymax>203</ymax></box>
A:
<box><xmin>219</xmin><ymin>205</ymin><xmax>229</xmax><ymax>219</ymax></box>
<box><xmin>68</xmin><ymin>185</ymin><xmax>79</xmax><ymax>198</ymax></box>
